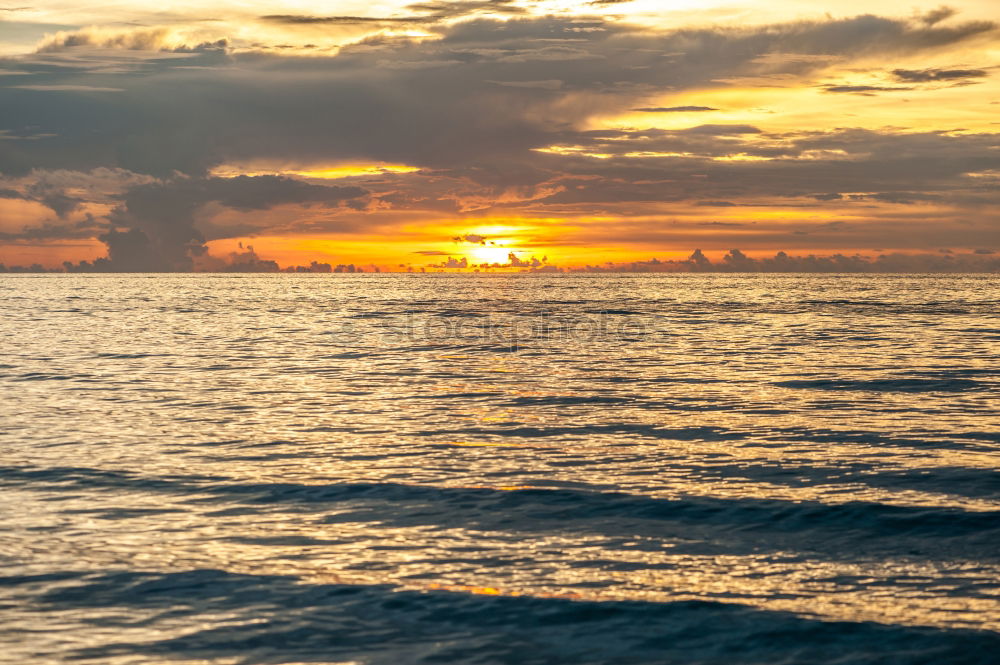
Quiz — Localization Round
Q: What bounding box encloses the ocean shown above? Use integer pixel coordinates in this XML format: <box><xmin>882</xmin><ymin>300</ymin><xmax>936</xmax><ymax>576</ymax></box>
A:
<box><xmin>1</xmin><ymin>273</ymin><xmax>998</xmax><ymax>664</ymax></box>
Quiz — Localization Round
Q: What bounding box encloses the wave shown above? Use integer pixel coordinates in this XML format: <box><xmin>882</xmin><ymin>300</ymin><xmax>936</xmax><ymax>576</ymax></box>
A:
<box><xmin>773</xmin><ymin>378</ymin><xmax>987</xmax><ymax>392</ymax></box>
<box><xmin>12</xmin><ymin>569</ymin><xmax>999</xmax><ymax>665</ymax></box>
<box><xmin>3</xmin><ymin>466</ymin><xmax>997</xmax><ymax>560</ymax></box>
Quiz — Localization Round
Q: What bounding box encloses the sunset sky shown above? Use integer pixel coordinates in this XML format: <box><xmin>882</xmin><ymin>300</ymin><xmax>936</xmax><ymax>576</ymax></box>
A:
<box><xmin>1</xmin><ymin>0</ymin><xmax>998</xmax><ymax>270</ymax></box>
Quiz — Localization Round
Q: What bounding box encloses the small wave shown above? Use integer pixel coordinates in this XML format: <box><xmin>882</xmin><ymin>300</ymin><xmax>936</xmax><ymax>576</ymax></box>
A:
<box><xmin>4</xmin><ymin>467</ymin><xmax>997</xmax><ymax>558</ymax></box>
<box><xmin>412</xmin><ymin>424</ymin><xmax>743</xmax><ymax>440</ymax></box>
<box><xmin>774</xmin><ymin>378</ymin><xmax>986</xmax><ymax>392</ymax></box>
<box><xmin>582</xmin><ymin>309</ymin><xmax>644</xmax><ymax>315</ymax></box>
<box><xmin>93</xmin><ymin>353</ymin><xmax>166</xmax><ymax>359</ymax></box>
<box><xmin>12</xmin><ymin>372</ymin><xmax>78</xmax><ymax>381</ymax></box>
<box><xmin>346</xmin><ymin>312</ymin><xmax>396</xmax><ymax>319</ymax></box>
<box><xmin>502</xmin><ymin>395</ymin><xmax>635</xmax><ymax>406</ymax></box>
<box><xmin>772</xmin><ymin>427</ymin><xmax>997</xmax><ymax>451</ymax></box>
<box><xmin>602</xmin><ymin>376</ymin><xmax>726</xmax><ymax>385</ymax></box>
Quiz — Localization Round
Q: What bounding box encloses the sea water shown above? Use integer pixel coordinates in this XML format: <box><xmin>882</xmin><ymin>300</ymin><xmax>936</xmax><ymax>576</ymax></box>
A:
<box><xmin>1</xmin><ymin>273</ymin><xmax>998</xmax><ymax>664</ymax></box>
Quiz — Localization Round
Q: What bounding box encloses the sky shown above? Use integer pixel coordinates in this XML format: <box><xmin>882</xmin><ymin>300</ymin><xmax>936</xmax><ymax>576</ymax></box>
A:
<box><xmin>0</xmin><ymin>0</ymin><xmax>998</xmax><ymax>271</ymax></box>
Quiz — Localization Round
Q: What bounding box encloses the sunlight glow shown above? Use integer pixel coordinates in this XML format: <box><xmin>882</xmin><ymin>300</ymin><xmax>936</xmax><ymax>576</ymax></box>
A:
<box><xmin>210</xmin><ymin>163</ymin><xmax>421</xmax><ymax>179</ymax></box>
<box><xmin>470</xmin><ymin>246</ymin><xmax>516</xmax><ymax>264</ymax></box>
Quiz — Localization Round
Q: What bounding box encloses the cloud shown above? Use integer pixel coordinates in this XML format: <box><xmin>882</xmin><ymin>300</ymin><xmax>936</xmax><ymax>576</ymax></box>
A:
<box><xmin>6</xmin><ymin>172</ymin><xmax>366</xmax><ymax>271</ymax></box>
<box><xmin>259</xmin><ymin>0</ymin><xmax>526</xmax><ymax>27</ymax></box>
<box><xmin>95</xmin><ymin>227</ymin><xmax>169</xmax><ymax>272</ymax></box>
<box><xmin>11</xmin><ymin>84</ymin><xmax>124</xmax><ymax>92</ymax></box>
<box><xmin>632</xmin><ymin>106</ymin><xmax>718</xmax><ymax>112</ymax></box>
<box><xmin>453</xmin><ymin>233</ymin><xmax>488</xmax><ymax>244</ymax></box>
<box><xmin>489</xmin><ymin>79</ymin><xmax>563</xmax><ymax>89</ymax></box>
<box><xmin>3</xmin><ymin>13</ymin><xmax>993</xmax><ymax>179</ymax></box>
<box><xmin>4</xmin><ymin>167</ymin><xmax>155</xmax><ymax>202</ymax></box>
<box><xmin>891</xmin><ymin>67</ymin><xmax>988</xmax><ymax>82</ymax></box>
<box><xmin>424</xmin><ymin>249</ymin><xmax>549</xmax><ymax>270</ymax></box>
<box><xmin>575</xmin><ymin>249</ymin><xmax>1000</xmax><ymax>273</ymax></box>
<box><xmin>405</xmin><ymin>0</ymin><xmax>525</xmax><ymax>20</ymax></box>
<box><xmin>919</xmin><ymin>6</ymin><xmax>958</xmax><ymax>27</ymax></box>
<box><xmin>429</xmin><ymin>256</ymin><xmax>469</xmax><ymax>268</ymax></box>
<box><xmin>37</xmin><ymin>27</ymin><xmax>181</xmax><ymax>53</ymax></box>
<box><xmin>822</xmin><ymin>84</ymin><xmax>912</xmax><ymax>93</ymax></box>
<box><xmin>504</xmin><ymin>253</ymin><xmax>546</xmax><ymax>268</ymax></box>
<box><xmin>678</xmin><ymin>124</ymin><xmax>761</xmax><ymax>135</ymax></box>
<box><xmin>259</xmin><ymin>15</ymin><xmax>420</xmax><ymax>25</ymax></box>
<box><xmin>101</xmin><ymin>175</ymin><xmax>366</xmax><ymax>270</ymax></box>
<box><xmin>206</xmin><ymin>244</ymin><xmax>281</xmax><ymax>272</ymax></box>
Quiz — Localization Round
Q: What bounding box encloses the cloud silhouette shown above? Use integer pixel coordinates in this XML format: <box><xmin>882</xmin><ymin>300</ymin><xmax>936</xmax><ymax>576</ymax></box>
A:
<box><xmin>633</xmin><ymin>106</ymin><xmax>719</xmax><ymax>112</ymax></box>
<box><xmin>891</xmin><ymin>67</ymin><xmax>988</xmax><ymax>82</ymax></box>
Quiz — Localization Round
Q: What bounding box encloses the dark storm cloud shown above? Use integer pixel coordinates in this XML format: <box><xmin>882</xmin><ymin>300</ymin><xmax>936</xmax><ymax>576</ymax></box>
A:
<box><xmin>67</xmin><ymin>175</ymin><xmax>367</xmax><ymax>271</ymax></box>
<box><xmin>118</xmin><ymin>176</ymin><xmax>364</xmax><ymax>266</ymax></box>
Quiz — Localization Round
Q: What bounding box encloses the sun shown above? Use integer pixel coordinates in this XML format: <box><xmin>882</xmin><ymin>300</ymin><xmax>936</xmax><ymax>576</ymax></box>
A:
<box><xmin>470</xmin><ymin>245</ymin><xmax>514</xmax><ymax>264</ymax></box>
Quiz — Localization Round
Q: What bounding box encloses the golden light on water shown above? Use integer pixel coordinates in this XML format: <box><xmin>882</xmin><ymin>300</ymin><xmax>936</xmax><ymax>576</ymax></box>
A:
<box><xmin>3</xmin><ymin>272</ymin><xmax>1000</xmax><ymax>664</ymax></box>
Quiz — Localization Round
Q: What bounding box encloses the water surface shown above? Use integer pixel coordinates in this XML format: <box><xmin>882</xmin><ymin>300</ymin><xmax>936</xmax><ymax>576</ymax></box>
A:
<box><xmin>1</xmin><ymin>274</ymin><xmax>998</xmax><ymax>663</ymax></box>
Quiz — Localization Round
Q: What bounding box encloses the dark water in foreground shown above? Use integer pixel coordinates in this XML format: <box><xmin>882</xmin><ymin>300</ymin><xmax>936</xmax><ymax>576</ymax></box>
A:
<box><xmin>1</xmin><ymin>273</ymin><xmax>999</xmax><ymax>664</ymax></box>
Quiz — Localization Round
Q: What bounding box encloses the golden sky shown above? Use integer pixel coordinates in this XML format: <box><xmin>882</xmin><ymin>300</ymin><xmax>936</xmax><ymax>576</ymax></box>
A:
<box><xmin>0</xmin><ymin>1</ymin><xmax>998</xmax><ymax>271</ymax></box>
